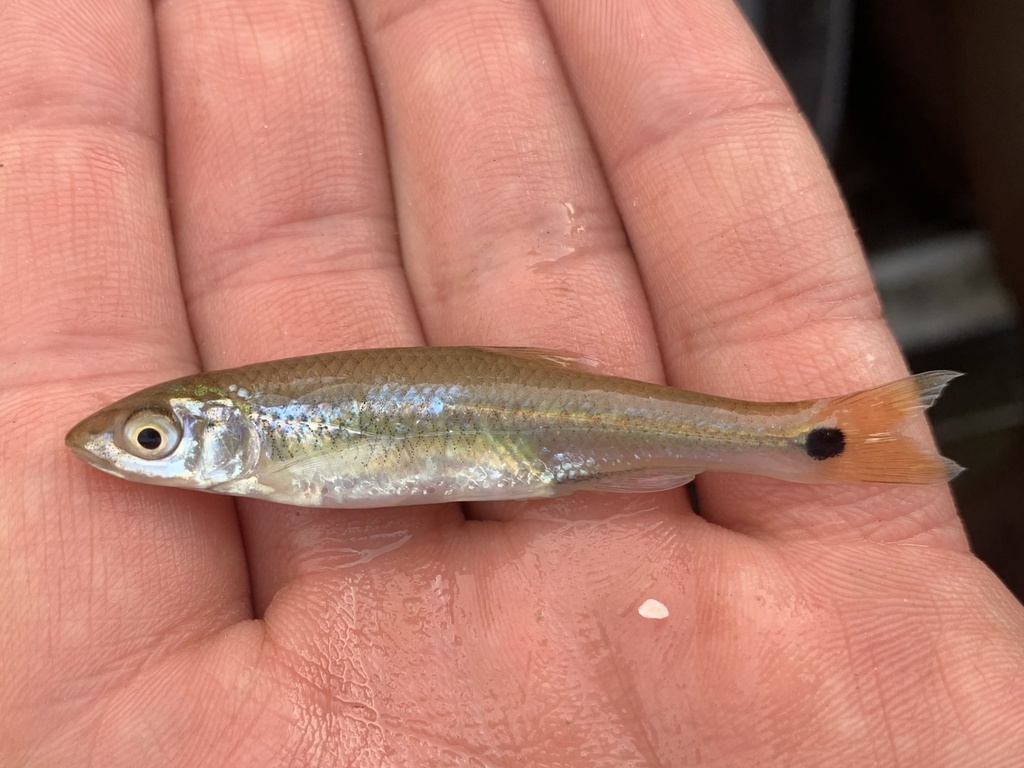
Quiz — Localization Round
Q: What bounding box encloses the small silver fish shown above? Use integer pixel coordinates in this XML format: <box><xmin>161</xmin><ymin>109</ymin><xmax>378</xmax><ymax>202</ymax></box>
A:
<box><xmin>65</xmin><ymin>347</ymin><xmax>961</xmax><ymax>507</ymax></box>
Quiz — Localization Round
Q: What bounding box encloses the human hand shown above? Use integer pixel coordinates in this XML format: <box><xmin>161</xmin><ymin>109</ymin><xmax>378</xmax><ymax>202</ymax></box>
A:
<box><xmin>3</xmin><ymin>1</ymin><xmax>1022</xmax><ymax>765</ymax></box>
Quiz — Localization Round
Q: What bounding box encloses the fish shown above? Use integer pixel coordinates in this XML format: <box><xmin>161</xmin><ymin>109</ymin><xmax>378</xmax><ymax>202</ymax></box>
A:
<box><xmin>65</xmin><ymin>347</ymin><xmax>962</xmax><ymax>508</ymax></box>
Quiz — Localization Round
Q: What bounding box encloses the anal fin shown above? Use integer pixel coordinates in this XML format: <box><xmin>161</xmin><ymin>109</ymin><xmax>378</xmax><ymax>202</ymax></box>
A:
<box><xmin>567</xmin><ymin>468</ymin><xmax>699</xmax><ymax>494</ymax></box>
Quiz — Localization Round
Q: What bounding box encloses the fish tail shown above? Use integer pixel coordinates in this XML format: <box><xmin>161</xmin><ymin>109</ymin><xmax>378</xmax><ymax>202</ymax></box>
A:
<box><xmin>807</xmin><ymin>371</ymin><xmax>963</xmax><ymax>484</ymax></box>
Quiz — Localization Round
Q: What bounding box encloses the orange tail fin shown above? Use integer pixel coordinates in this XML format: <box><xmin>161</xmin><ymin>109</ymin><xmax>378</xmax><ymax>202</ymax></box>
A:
<box><xmin>810</xmin><ymin>371</ymin><xmax>963</xmax><ymax>484</ymax></box>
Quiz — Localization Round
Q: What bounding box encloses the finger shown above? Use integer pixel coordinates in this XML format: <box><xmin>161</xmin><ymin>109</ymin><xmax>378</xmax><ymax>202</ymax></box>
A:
<box><xmin>156</xmin><ymin>0</ymin><xmax>461</xmax><ymax>610</ymax></box>
<box><xmin>541</xmin><ymin>0</ymin><xmax>963</xmax><ymax>545</ymax></box>
<box><xmin>354</xmin><ymin>0</ymin><xmax>690</xmax><ymax>522</ymax></box>
<box><xmin>0</xmin><ymin>0</ymin><xmax>250</xmax><ymax>744</ymax></box>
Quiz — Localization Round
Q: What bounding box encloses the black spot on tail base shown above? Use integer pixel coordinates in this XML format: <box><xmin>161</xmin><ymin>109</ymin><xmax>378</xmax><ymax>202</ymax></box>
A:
<box><xmin>805</xmin><ymin>427</ymin><xmax>845</xmax><ymax>460</ymax></box>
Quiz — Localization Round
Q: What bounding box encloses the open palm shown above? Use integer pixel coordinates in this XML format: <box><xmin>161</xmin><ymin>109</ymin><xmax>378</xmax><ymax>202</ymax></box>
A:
<box><xmin>3</xmin><ymin>1</ymin><xmax>1022</xmax><ymax>765</ymax></box>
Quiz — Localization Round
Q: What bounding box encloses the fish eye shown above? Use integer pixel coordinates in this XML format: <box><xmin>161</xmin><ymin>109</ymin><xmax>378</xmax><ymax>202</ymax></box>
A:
<box><xmin>122</xmin><ymin>410</ymin><xmax>181</xmax><ymax>460</ymax></box>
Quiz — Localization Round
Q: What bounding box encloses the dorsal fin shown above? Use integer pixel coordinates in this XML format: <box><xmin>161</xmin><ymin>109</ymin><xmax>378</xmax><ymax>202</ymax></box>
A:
<box><xmin>475</xmin><ymin>347</ymin><xmax>604</xmax><ymax>373</ymax></box>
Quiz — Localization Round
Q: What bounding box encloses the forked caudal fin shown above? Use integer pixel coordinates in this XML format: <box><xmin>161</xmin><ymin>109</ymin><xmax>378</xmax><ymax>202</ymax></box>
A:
<box><xmin>808</xmin><ymin>371</ymin><xmax>963</xmax><ymax>484</ymax></box>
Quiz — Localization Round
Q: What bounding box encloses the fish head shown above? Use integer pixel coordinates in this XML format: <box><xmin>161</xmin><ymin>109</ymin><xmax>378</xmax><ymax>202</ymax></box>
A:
<box><xmin>65</xmin><ymin>385</ymin><xmax>261</xmax><ymax>491</ymax></box>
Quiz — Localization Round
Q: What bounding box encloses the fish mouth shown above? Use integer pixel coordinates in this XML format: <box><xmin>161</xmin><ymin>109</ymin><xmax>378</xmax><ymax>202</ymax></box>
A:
<box><xmin>65</xmin><ymin>412</ymin><xmax>122</xmax><ymax>476</ymax></box>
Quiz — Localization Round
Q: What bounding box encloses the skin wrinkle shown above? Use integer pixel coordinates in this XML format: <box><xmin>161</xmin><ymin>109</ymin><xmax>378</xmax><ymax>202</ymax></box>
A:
<box><xmin>45</xmin><ymin>653</ymin><xmax>167</xmax><ymax>764</ymax></box>
<box><xmin>1</xmin><ymin>95</ymin><xmax>162</xmax><ymax>138</ymax></box>
<box><xmin>371</xmin><ymin>0</ymin><xmax>474</xmax><ymax>39</ymax></box>
<box><xmin>854</xmin><ymin>573</ymin><xmax>961</xmax><ymax>752</ymax></box>
<box><xmin>891</xmin><ymin>517</ymin><xmax>960</xmax><ymax>547</ymax></box>
<box><xmin>706</xmin><ymin>198</ymin><xmax>855</xmax><ymax>271</ymax></box>
<box><xmin>184</xmin><ymin>252</ymin><xmax>406</xmax><ymax>310</ymax></box>
<box><xmin>854</xmin><ymin>494</ymin><xmax>956</xmax><ymax>545</ymax></box>
<box><xmin>0</xmin><ymin>72</ymin><xmax>153</xmax><ymax>139</ymax></box>
<box><xmin>235</xmin><ymin>630</ymin><xmax>343</xmax><ymax>761</ymax></box>
<box><xmin>594</xmin><ymin>620</ymin><xmax>665</xmax><ymax>767</ymax></box>
<box><xmin>833</xmin><ymin>606</ymin><xmax>893</xmax><ymax>766</ymax></box>
<box><xmin>931</xmin><ymin>613</ymin><xmax>975</xmax><ymax>751</ymax></box>
<box><xmin>685</xmin><ymin>269</ymin><xmax>880</xmax><ymax>355</ymax></box>
<box><xmin>1</xmin><ymin>137</ymin><xmax>169</xmax><ymax>272</ymax></box>
<box><xmin>703</xmin><ymin>120</ymin><xmax>806</xmax><ymax>206</ymax></box>
<box><xmin>697</xmin><ymin>474</ymin><xmax>965</xmax><ymax>546</ymax></box>
<box><xmin>630</xmin><ymin>138</ymin><xmax>848</xmax><ymax>273</ymax></box>
<box><xmin>678</xmin><ymin>176</ymin><xmax>850</xmax><ymax>259</ymax></box>
<box><xmin>694</xmin><ymin>315</ymin><xmax>883</xmax><ymax>380</ymax></box>
<box><xmin>164</xmin><ymin>12</ymin><xmax>391</xmax><ymax>241</ymax></box>
<box><xmin>8</xmin><ymin>354</ymin><xmax>197</xmax><ymax>391</ymax></box>
<box><xmin>609</xmin><ymin>98</ymin><xmax>801</xmax><ymax>185</ymax></box>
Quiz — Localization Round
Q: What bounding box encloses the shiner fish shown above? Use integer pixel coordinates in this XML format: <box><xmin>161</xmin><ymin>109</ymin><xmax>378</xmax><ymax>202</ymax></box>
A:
<box><xmin>65</xmin><ymin>347</ymin><xmax>962</xmax><ymax>507</ymax></box>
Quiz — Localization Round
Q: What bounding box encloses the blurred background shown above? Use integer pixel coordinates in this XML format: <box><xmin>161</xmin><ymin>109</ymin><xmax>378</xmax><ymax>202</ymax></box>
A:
<box><xmin>738</xmin><ymin>0</ymin><xmax>1024</xmax><ymax>600</ymax></box>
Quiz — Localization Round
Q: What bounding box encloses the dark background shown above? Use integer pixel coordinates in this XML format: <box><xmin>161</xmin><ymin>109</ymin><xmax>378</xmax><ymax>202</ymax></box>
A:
<box><xmin>740</xmin><ymin>0</ymin><xmax>1024</xmax><ymax>600</ymax></box>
